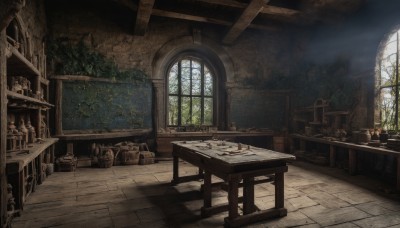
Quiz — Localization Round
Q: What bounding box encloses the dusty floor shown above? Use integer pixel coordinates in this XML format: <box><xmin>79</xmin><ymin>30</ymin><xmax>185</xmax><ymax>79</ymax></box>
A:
<box><xmin>12</xmin><ymin>160</ymin><xmax>400</xmax><ymax>228</ymax></box>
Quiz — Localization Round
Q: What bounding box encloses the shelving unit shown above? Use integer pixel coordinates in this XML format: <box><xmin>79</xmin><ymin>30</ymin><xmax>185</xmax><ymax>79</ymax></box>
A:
<box><xmin>293</xmin><ymin>99</ymin><xmax>349</xmax><ymax>135</ymax></box>
<box><xmin>4</xmin><ymin>19</ymin><xmax>57</xmax><ymax>216</ymax></box>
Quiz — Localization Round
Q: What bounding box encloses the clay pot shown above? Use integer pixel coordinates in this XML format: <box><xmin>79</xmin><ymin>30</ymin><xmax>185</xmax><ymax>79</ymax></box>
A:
<box><xmin>358</xmin><ymin>129</ymin><xmax>371</xmax><ymax>144</ymax></box>
<box><xmin>380</xmin><ymin>130</ymin><xmax>389</xmax><ymax>143</ymax></box>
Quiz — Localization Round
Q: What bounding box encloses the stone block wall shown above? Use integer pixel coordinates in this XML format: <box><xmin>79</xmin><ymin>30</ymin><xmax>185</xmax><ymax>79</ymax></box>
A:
<box><xmin>45</xmin><ymin>0</ymin><xmax>301</xmax><ymax>132</ymax></box>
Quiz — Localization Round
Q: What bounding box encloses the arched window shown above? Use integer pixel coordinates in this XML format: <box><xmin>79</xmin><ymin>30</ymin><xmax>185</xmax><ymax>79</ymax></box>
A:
<box><xmin>167</xmin><ymin>57</ymin><xmax>214</xmax><ymax>126</ymax></box>
<box><xmin>378</xmin><ymin>30</ymin><xmax>400</xmax><ymax>130</ymax></box>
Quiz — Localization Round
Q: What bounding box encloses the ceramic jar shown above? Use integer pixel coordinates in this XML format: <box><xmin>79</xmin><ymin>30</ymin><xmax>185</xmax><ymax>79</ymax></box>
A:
<box><xmin>358</xmin><ymin>129</ymin><xmax>371</xmax><ymax>144</ymax></box>
<box><xmin>380</xmin><ymin>130</ymin><xmax>389</xmax><ymax>143</ymax></box>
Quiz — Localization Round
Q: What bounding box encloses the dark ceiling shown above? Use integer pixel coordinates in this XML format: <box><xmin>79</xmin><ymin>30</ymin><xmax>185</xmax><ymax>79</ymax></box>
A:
<box><xmin>46</xmin><ymin>0</ymin><xmax>366</xmax><ymax>44</ymax></box>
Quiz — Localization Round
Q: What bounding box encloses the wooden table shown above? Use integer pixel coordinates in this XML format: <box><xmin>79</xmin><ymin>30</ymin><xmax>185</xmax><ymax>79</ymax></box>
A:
<box><xmin>171</xmin><ymin>140</ymin><xmax>295</xmax><ymax>227</ymax></box>
<box><xmin>157</xmin><ymin>130</ymin><xmax>275</xmax><ymax>158</ymax></box>
<box><xmin>290</xmin><ymin>134</ymin><xmax>400</xmax><ymax>190</ymax></box>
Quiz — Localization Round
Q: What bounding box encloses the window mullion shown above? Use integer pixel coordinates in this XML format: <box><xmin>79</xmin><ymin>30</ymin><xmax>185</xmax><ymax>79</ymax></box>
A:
<box><xmin>201</xmin><ymin>62</ymin><xmax>205</xmax><ymax>125</ymax></box>
<box><xmin>396</xmin><ymin>32</ymin><xmax>399</xmax><ymax>131</ymax></box>
<box><xmin>178</xmin><ymin>61</ymin><xmax>182</xmax><ymax>126</ymax></box>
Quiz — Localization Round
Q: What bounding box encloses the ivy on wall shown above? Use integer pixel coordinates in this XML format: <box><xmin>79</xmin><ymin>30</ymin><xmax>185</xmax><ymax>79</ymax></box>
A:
<box><xmin>62</xmin><ymin>81</ymin><xmax>152</xmax><ymax>131</ymax></box>
<box><xmin>47</xmin><ymin>38</ymin><xmax>148</xmax><ymax>82</ymax></box>
<box><xmin>47</xmin><ymin>38</ymin><xmax>153</xmax><ymax>131</ymax></box>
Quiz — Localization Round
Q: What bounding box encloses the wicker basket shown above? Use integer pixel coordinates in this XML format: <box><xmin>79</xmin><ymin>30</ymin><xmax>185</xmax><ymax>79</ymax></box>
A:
<box><xmin>98</xmin><ymin>148</ymin><xmax>114</xmax><ymax>168</ymax></box>
<box><xmin>98</xmin><ymin>158</ymin><xmax>113</xmax><ymax>168</ymax></box>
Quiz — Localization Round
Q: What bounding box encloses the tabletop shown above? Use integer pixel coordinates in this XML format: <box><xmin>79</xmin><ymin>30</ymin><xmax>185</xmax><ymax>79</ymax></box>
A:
<box><xmin>172</xmin><ymin>140</ymin><xmax>295</xmax><ymax>166</ymax></box>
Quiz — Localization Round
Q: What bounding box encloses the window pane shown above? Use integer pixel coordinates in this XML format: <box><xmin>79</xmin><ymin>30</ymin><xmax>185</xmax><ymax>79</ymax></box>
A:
<box><xmin>204</xmin><ymin>70</ymin><xmax>213</xmax><ymax>96</ymax></box>
<box><xmin>181</xmin><ymin>67</ymin><xmax>191</xmax><ymax>95</ymax></box>
<box><xmin>181</xmin><ymin>59</ymin><xmax>190</xmax><ymax>68</ymax></box>
<box><xmin>381</xmin><ymin>87</ymin><xmax>397</xmax><ymax>130</ymax></box>
<box><xmin>168</xmin><ymin>96</ymin><xmax>178</xmax><ymax>125</ymax></box>
<box><xmin>204</xmin><ymin>98</ymin><xmax>213</xmax><ymax>125</ymax></box>
<box><xmin>181</xmin><ymin>97</ymin><xmax>191</xmax><ymax>125</ymax></box>
<box><xmin>381</xmin><ymin>54</ymin><xmax>397</xmax><ymax>87</ymax></box>
<box><xmin>192</xmin><ymin>67</ymin><xmax>201</xmax><ymax>95</ymax></box>
<box><xmin>169</xmin><ymin>63</ymin><xmax>178</xmax><ymax>94</ymax></box>
<box><xmin>192</xmin><ymin>97</ymin><xmax>201</xmax><ymax>125</ymax></box>
<box><xmin>192</xmin><ymin>60</ymin><xmax>201</xmax><ymax>69</ymax></box>
<box><xmin>167</xmin><ymin>58</ymin><xmax>215</xmax><ymax>127</ymax></box>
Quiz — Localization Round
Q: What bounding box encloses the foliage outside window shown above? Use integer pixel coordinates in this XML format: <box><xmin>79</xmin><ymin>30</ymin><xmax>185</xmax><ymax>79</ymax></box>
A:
<box><xmin>168</xmin><ymin>58</ymin><xmax>214</xmax><ymax>126</ymax></box>
<box><xmin>379</xmin><ymin>31</ymin><xmax>400</xmax><ymax>130</ymax></box>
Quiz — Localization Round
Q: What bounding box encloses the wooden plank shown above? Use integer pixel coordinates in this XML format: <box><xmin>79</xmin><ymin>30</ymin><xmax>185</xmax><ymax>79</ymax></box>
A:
<box><xmin>0</xmin><ymin>30</ymin><xmax>8</xmax><ymax>228</ymax></box>
<box><xmin>197</xmin><ymin>0</ymin><xmax>300</xmax><ymax>16</ymax></box>
<box><xmin>171</xmin><ymin>151</ymin><xmax>179</xmax><ymax>185</ymax></box>
<box><xmin>114</xmin><ymin>0</ymin><xmax>276</xmax><ymax>31</ymax></box>
<box><xmin>348</xmin><ymin>149</ymin><xmax>356</xmax><ymax>175</ymax></box>
<box><xmin>7</xmin><ymin>45</ymin><xmax>41</xmax><ymax>76</ymax></box>
<box><xmin>227</xmin><ymin>175</ymin><xmax>240</xmax><ymax>220</ymax></box>
<box><xmin>275</xmin><ymin>171</ymin><xmax>284</xmax><ymax>208</ymax></box>
<box><xmin>222</xmin><ymin>0</ymin><xmax>266</xmax><ymax>45</ymax></box>
<box><xmin>54</xmin><ymin>80</ymin><xmax>62</xmax><ymax>136</ymax></box>
<box><xmin>203</xmin><ymin>171</ymin><xmax>212</xmax><ymax>208</ymax></box>
<box><xmin>6</xmin><ymin>138</ymin><xmax>59</xmax><ymax>173</ymax></box>
<box><xmin>55</xmin><ymin>129</ymin><xmax>152</xmax><ymax>140</ymax></box>
<box><xmin>243</xmin><ymin>177</ymin><xmax>255</xmax><ymax>214</ymax></box>
<box><xmin>329</xmin><ymin>145</ymin><xmax>336</xmax><ymax>167</ymax></box>
<box><xmin>134</xmin><ymin>0</ymin><xmax>155</xmax><ymax>35</ymax></box>
<box><xmin>291</xmin><ymin>134</ymin><xmax>400</xmax><ymax>157</ymax></box>
<box><xmin>397</xmin><ymin>155</ymin><xmax>400</xmax><ymax>190</ymax></box>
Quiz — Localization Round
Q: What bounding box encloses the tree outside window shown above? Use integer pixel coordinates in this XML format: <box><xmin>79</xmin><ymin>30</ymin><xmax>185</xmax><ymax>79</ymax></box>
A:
<box><xmin>379</xmin><ymin>31</ymin><xmax>400</xmax><ymax>130</ymax></box>
<box><xmin>168</xmin><ymin>57</ymin><xmax>214</xmax><ymax>126</ymax></box>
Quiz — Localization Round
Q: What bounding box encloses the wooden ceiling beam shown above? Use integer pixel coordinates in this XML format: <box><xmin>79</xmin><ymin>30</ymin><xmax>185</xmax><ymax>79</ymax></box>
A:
<box><xmin>222</xmin><ymin>0</ymin><xmax>267</xmax><ymax>45</ymax></box>
<box><xmin>134</xmin><ymin>0</ymin><xmax>155</xmax><ymax>36</ymax></box>
<box><xmin>197</xmin><ymin>0</ymin><xmax>299</xmax><ymax>16</ymax></box>
<box><xmin>114</xmin><ymin>0</ymin><xmax>277</xmax><ymax>31</ymax></box>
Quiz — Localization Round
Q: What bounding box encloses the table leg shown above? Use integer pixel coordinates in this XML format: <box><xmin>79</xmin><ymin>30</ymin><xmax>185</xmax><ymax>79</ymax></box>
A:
<box><xmin>171</xmin><ymin>154</ymin><xmax>179</xmax><ymax>185</ymax></box>
<box><xmin>349</xmin><ymin>149</ymin><xmax>356</xmax><ymax>175</ymax></box>
<box><xmin>227</xmin><ymin>176</ymin><xmax>240</xmax><ymax>220</ymax></box>
<box><xmin>300</xmin><ymin>140</ymin><xmax>306</xmax><ymax>151</ymax></box>
<box><xmin>275</xmin><ymin>172</ymin><xmax>284</xmax><ymax>209</ymax></box>
<box><xmin>243</xmin><ymin>177</ymin><xmax>255</xmax><ymax>214</ymax></box>
<box><xmin>397</xmin><ymin>154</ymin><xmax>400</xmax><ymax>191</ymax></box>
<box><xmin>201</xmin><ymin>171</ymin><xmax>212</xmax><ymax>217</ymax></box>
<box><xmin>330</xmin><ymin>145</ymin><xmax>336</xmax><ymax>167</ymax></box>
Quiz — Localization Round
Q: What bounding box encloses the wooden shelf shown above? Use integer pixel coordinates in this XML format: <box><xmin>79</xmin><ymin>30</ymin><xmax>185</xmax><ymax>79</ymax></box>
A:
<box><xmin>6</xmin><ymin>138</ymin><xmax>59</xmax><ymax>174</ymax></box>
<box><xmin>7</xmin><ymin>90</ymin><xmax>54</xmax><ymax>108</ymax></box>
<box><xmin>55</xmin><ymin>128</ymin><xmax>152</xmax><ymax>140</ymax></box>
<box><xmin>40</xmin><ymin>77</ymin><xmax>49</xmax><ymax>86</ymax></box>
<box><xmin>6</xmin><ymin>44</ymin><xmax>41</xmax><ymax>76</ymax></box>
<box><xmin>324</xmin><ymin>111</ymin><xmax>349</xmax><ymax>115</ymax></box>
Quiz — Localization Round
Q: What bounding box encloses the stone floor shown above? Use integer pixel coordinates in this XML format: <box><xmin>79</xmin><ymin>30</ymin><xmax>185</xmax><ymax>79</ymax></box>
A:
<box><xmin>12</xmin><ymin>160</ymin><xmax>400</xmax><ymax>228</ymax></box>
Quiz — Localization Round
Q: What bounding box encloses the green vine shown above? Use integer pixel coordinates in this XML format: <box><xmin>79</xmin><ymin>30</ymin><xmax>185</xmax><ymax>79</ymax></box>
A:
<box><xmin>47</xmin><ymin>38</ymin><xmax>149</xmax><ymax>82</ymax></box>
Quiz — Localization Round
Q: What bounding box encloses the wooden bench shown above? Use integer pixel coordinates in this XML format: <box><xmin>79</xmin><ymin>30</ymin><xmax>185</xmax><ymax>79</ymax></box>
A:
<box><xmin>290</xmin><ymin>134</ymin><xmax>400</xmax><ymax>191</ymax></box>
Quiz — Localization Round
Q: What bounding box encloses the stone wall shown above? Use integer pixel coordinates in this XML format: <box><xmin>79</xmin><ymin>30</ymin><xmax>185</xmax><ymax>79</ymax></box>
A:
<box><xmin>46</xmin><ymin>0</ymin><xmax>300</xmax><ymax>132</ymax></box>
<box><xmin>299</xmin><ymin>1</ymin><xmax>400</xmax><ymax>130</ymax></box>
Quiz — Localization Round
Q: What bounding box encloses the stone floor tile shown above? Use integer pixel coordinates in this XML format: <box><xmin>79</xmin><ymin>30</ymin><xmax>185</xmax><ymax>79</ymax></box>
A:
<box><xmin>332</xmin><ymin>191</ymin><xmax>378</xmax><ymax>205</ymax></box>
<box><xmin>259</xmin><ymin>211</ymin><xmax>316</xmax><ymax>227</ymax></box>
<box><xmin>355</xmin><ymin>201</ymin><xmax>395</xmax><ymax>216</ymax></box>
<box><xmin>112</xmin><ymin>211</ymin><xmax>141</xmax><ymax>227</ymax></box>
<box><xmin>307</xmin><ymin>191</ymin><xmax>350</xmax><ymax>209</ymax></box>
<box><xmin>326</xmin><ymin>222</ymin><xmax>360</xmax><ymax>228</ymax></box>
<box><xmin>353</xmin><ymin>212</ymin><xmax>400</xmax><ymax>228</ymax></box>
<box><xmin>287</xmin><ymin>195</ymin><xmax>319</xmax><ymax>209</ymax></box>
<box><xmin>306</xmin><ymin>206</ymin><xmax>370</xmax><ymax>227</ymax></box>
<box><xmin>11</xmin><ymin>161</ymin><xmax>400</xmax><ymax>228</ymax></box>
<box><xmin>136</xmin><ymin>207</ymin><xmax>166</xmax><ymax>223</ymax></box>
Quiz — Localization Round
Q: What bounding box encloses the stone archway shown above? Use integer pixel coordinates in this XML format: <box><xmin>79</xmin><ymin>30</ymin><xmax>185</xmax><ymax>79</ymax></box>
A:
<box><xmin>151</xmin><ymin>35</ymin><xmax>235</xmax><ymax>130</ymax></box>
